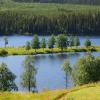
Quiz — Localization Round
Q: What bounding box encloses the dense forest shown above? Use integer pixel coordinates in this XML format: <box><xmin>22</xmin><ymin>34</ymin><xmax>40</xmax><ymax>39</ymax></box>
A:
<box><xmin>0</xmin><ymin>2</ymin><xmax>100</xmax><ymax>35</ymax></box>
<box><xmin>1</xmin><ymin>11</ymin><xmax>100</xmax><ymax>36</ymax></box>
<box><xmin>12</xmin><ymin>0</ymin><xmax>100</xmax><ymax>5</ymax></box>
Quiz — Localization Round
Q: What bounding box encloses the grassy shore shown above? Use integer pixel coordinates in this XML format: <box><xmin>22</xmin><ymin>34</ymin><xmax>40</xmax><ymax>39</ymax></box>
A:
<box><xmin>0</xmin><ymin>46</ymin><xmax>100</xmax><ymax>56</ymax></box>
<box><xmin>0</xmin><ymin>82</ymin><xmax>100</xmax><ymax>100</ymax></box>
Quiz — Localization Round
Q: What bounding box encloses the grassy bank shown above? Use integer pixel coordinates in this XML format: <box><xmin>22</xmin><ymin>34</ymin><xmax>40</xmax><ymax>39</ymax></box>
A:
<box><xmin>0</xmin><ymin>82</ymin><xmax>100</xmax><ymax>100</ymax></box>
<box><xmin>0</xmin><ymin>46</ymin><xmax>100</xmax><ymax>56</ymax></box>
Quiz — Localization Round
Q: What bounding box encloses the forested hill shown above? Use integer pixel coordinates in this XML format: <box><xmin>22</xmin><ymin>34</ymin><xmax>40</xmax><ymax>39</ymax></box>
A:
<box><xmin>0</xmin><ymin>1</ymin><xmax>100</xmax><ymax>36</ymax></box>
<box><xmin>0</xmin><ymin>2</ymin><xmax>100</xmax><ymax>36</ymax></box>
<box><xmin>0</xmin><ymin>0</ymin><xmax>100</xmax><ymax>5</ymax></box>
<box><xmin>12</xmin><ymin>0</ymin><xmax>100</xmax><ymax>5</ymax></box>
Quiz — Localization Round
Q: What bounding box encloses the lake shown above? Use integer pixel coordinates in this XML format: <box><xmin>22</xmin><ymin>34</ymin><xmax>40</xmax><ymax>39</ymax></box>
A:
<box><xmin>0</xmin><ymin>36</ymin><xmax>100</xmax><ymax>47</ymax></box>
<box><xmin>0</xmin><ymin>52</ymin><xmax>100</xmax><ymax>92</ymax></box>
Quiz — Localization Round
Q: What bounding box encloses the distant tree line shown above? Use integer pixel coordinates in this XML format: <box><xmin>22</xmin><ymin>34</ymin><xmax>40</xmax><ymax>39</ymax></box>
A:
<box><xmin>0</xmin><ymin>11</ymin><xmax>100</xmax><ymax>35</ymax></box>
<box><xmin>12</xmin><ymin>0</ymin><xmax>100</xmax><ymax>5</ymax></box>
<box><xmin>25</xmin><ymin>34</ymin><xmax>92</xmax><ymax>52</ymax></box>
<box><xmin>25</xmin><ymin>34</ymin><xmax>82</xmax><ymax>52</ymax></box>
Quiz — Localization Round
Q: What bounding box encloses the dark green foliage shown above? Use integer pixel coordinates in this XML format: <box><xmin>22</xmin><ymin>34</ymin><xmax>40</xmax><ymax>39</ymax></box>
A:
<box><xmin>84</xmin><ymin>38</ymin><xmax>91</xmax><ymax>47</ymax></box>
<box><xmin>21</xmin><ymin>55</ymin><xmax>37</xmax><ymax>92</ymax></box>
<box><xmin>40</xmin><ymin>38</ymin><xmax>46</xmax><ymax>50</ymax></box>
<box><xmin>31</xmin><ymin>34</ymin><xmax>40</xmax><ymax>52</ymax></box>
<box><xmin>25</xmin><ymin>41</ymin><xmax>31</xmax><ymax>50</ymax></box>
<box><xmin>12</xmin><ymin>0</ymin><xmax>100</xmax><ymax>5</ymax></box>
<box><xmin>0</xmin><ymin>62</ymin><xmax>17</xmax><ymax>91</ymax></box>
<box><xmin>0</xmin><ymin>49</ymin><xmax>8</xmax><ymax>56</ymax></box>
<box><xmin>74</xmin><ymin>36</ymin><xmax>80</xmax><ymax>46</ymax></box>
<box><xmin>0</xmin><ymin>3</ymin><xmax>100</xmax><ymax>35</ymax></box>
<box><xmin>48</xmin><ymin>34</ymin><xmax>55</xmax><ymax>49</ymax></box>
<box><xmin>69</xmin><ymin>36</ymin><xmax>74</xmax><ymax>47</ymax></box>
<box><xmin>72</xmin><ymin>54</ymin><xmax>100</xmax><ymax>85</ymax></box>
<box><xmin>56</xmin><ymin>34</ymin><xmax>67</xmax><ymax>51</ymax></box>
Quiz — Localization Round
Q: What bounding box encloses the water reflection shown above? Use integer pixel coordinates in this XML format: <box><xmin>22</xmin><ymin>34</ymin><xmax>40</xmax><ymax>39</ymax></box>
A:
<box><xmin>0</xmin><ymin>52</ymin><xmax>99</xmax><ymax>92</ymax></box>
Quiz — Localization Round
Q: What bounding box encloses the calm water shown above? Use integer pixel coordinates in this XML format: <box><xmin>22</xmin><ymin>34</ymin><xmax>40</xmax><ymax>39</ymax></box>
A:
<box><xmin>0</xmin><ymin>52</ymin><xmax>100</xmax><ymax>92</ymax></box>
<box><xmin>0</xmin><ymin>36</ymin><xmax>100</xmax><ymax>47</ymax></box>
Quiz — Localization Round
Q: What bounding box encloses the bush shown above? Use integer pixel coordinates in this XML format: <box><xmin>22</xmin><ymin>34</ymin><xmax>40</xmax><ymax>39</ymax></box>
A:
<box><xmin>72</xmin><ymin>54</ymin><xmax>100</xmax><ymax>85</ymax></box>
<box><xmin>84</xmin><ymin>38</ymin><xmax>91</xmax><ymax>47</ymax></box>
<box><xmin>45</xmin><ymin>50</ymin><xmax>52</xmax><ymax>53</ymax></box>
<box><xmin>90</xmin><ymin>47</ymin><xmax>96</xmax><ymax>52</ymax></box>
<box><xmin>72</xmin><ymin>48</ymin><xmax>87</xmax><ymax>52</ymax></box>
<box><xmin>0</xmin><ymin>49</ymin><xmax>8</xmax><ymax>56</ymax></box>
<box><xmin>12</xmin><ymin>53</ymin><xmax>18</xmax><ymax>55</ymax></box>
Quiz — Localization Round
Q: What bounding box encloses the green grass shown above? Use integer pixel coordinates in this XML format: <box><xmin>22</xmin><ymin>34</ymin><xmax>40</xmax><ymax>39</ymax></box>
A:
<box><xmin>0</xmin><ymin>2</ymin><xmax>100</xmax><ymax>17</ymax></box>
<box><xmin>0</xmin><ymin>46</ymin><xmax>100</xmax><ymax>56</ymax></box>
<box><xmin>0</xmin><ymin>82</ymin><xmax>100</xmax><ymax>100</ymax></box>
<box><xmin>62</xmin><ymin>83</ymin><xmax>100</xmax><ymax>100</ymax></box>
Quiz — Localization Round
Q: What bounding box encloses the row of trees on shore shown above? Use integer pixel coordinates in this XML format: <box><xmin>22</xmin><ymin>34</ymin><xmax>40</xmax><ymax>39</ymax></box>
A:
<box><xmin>25</xmin><ymin>34</ymin><xmax>91</xmax><ymax>51</ymax></box>
<box><xmin>0</xmin><ymin>34</ymin><xmax>91</xmax><ymax>49</ymax></box>
<box><xmin>0</xmin><ymin>54</ymin><xmax>100</xmax><ymax>92</ymax></box>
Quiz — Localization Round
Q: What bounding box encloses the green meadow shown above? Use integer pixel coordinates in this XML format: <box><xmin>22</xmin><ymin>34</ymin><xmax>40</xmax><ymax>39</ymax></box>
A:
<box><xmin>0</xmin><ymin>46</ymin><xmax>100</xmax><ymax>56</ymax></box>
<box><xmin>0</xmin><ymin>82</ymin><xmax>100</xmax><ymax>100</ymax></box>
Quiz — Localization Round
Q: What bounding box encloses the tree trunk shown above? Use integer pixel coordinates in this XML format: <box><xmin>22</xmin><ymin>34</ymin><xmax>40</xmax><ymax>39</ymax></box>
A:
<box><xmin>28</xmin><ymin>82</ymin><xmax>30</xmax><ymax>92</ymax></box>
<box><xmin>65</xmin><ymin>73</ymin><xmax>67</xmax><ymax>88</ymax></box>
<box><xmin>35</xmin><ymin>49</ymin><xmax>36</xmax><ymax>53</ymax></box>
<box><xmin>61</xmin><ymin>47</ymin><xmax>63</xmax><ymax>52</ymax></box>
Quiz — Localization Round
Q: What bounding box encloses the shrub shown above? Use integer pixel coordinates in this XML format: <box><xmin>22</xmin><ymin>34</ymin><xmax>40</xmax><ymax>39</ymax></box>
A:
<box><xmin>0</xmin><ymin>49</ymin><xmax>8</xmax><ymax>56</ymax></box>
<box><xmin>72</xmin><ymin>54</ymin><xmax>100</xmax><ymax>85</ymax></box>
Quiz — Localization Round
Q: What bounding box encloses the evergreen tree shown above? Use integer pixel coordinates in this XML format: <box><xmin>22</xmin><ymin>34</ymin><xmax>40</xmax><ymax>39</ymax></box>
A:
<box><xmin>31</xmin><ymin>34</ymin><xmax>40</xmax><ymax>52</ymax></box>
<box><xmin>25</xmin><ymin>41</ymin><xmax>31</xmax><ymax>50</ymax></box>
<box><xmin>74</xmin><ymin>36</ymin><xmax>80</xmax><ymax>47</ymax></box>
<box><xmin>40</xmin><ymin>37</ymin><xmax>46</xmax><ymax>51</ymax></box>
<box><xmin>56</xmin><ymin>34</ymin><xmax>67</xmax><ymax>51</ymax></box>
<box><xmin>69</xmin><ymin>36</ymin><xmax>74</xmax><ymax>47</ymax></box>
<box><xmin>84</xmin><ymin>38</ymin><xmax>91</xmax><ymax>47</ymax></box>
<box><xmin>48</xmin><ymin>34</ymin><xmax>55</xmax><ymax>51</ymax></box>
<box><xmin>21</xmin><ymin>55</ymin><xmax>37</xmax><ymax>92</ymax></box>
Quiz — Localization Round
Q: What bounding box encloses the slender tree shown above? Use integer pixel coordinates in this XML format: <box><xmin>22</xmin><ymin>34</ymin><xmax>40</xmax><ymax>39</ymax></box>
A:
<box><xmin>40</xmin><ymin>37</ymin><xmax>46</xmax><ymax>51</ymax></box>
<box><xmin>56</xmin><ymin>34</ymin><xmax>67</xmax><ymax>51</ymax></box>
<box><xmin>48</xmin><ymin>34</ymin><xmax>55</xmax><ymax>51</ymax></box>
<box><xmin>4</xmin><ymin>37</ymin><xmax>8</xmax><ymax>48</ymax></box>
<box><xmin>0</xmin><ymin>62</ymin><xmax>17</xmax><ymax>91</ymax></box>
<box><xmin>31</xmin><ymin>34</ymin><xmax>40</xmax><ymax>53</ymax></box>
<box><xmin>25</xmin><ymin>41</ymin><xmax>31</xmax><ymax>50</ymax></box>
<box><xmin>62</xmin><ymin>60</ymin><xmax>72</xmax><ymax>87</ymax></box>
<box><xmin>21</xmin><ymin>55</ymin><xmax>37</xmax><ymax>92</ymax></box>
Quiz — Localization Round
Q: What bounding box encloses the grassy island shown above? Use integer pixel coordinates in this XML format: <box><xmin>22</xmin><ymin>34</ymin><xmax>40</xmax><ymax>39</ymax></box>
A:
<box><xmin>0</xmin><ymin>46</ymin><xmax>100</xmax><ymax>56</ymax></box>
